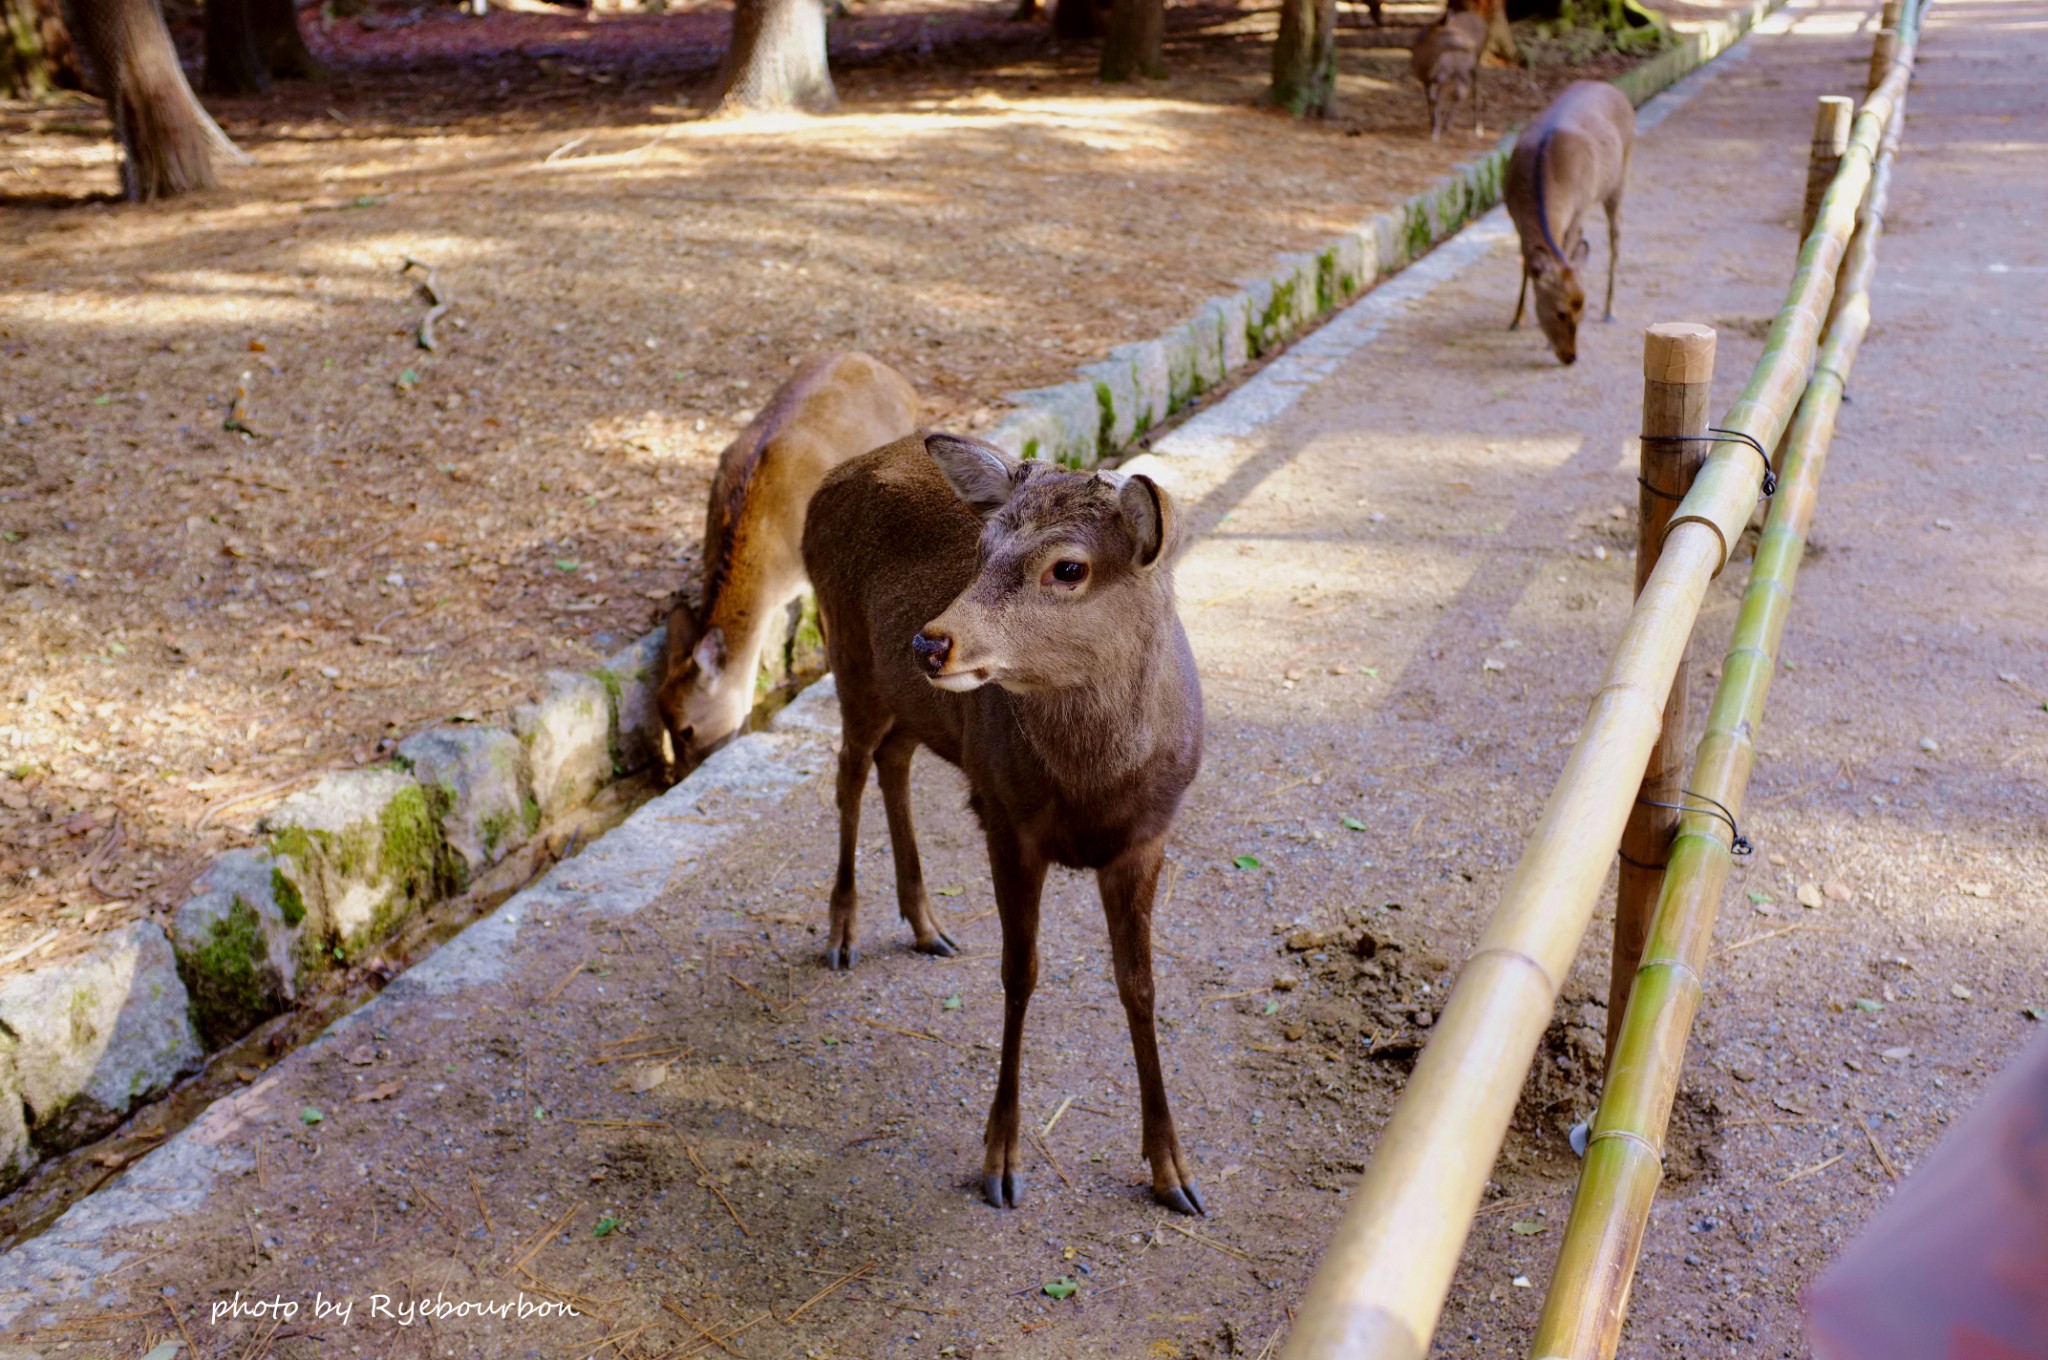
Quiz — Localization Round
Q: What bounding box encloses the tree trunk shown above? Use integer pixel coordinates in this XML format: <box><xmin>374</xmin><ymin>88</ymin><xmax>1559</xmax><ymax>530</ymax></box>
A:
<box><xmin>62</xmin><ymin>0</ymin><xmax>241</xmax><ymax>199</ymax></box>
<box><xmin>3</xmin><ymin>0</ymin><xmax>72</xmax><ymax>95</ymax></box>
<box><xmin>710</xmin><ymin>0</ymin><xmax>835</xmax><ymax>113</ymax></box>
<box><xmin>203</xmin><ymin>0</ymin><xmax>268</xmax><ymax>93</ymax></box>
<box><xmin>1450</xmin><ymin>0</ymin><xmax>1520</xmax><ymax>64</ymax></box>
<box><xmin>1051</xmin><ymin>0</ymin><xmax>1099</xmax><ymax>39</ymax></box>
<box><xmin>1097</xmin><ymin>0</ymin><xmax>1159</xmax><ymax>80</ymax></box>
<box><xmin>1269</xmin><ymin>0</ymin><xmax>1335</xmax><ymax>116</ymax></box>
<box><xmin>252</xmin><ymin>0</ymin><xmax>323</xmax><ymax>79</ymax></box>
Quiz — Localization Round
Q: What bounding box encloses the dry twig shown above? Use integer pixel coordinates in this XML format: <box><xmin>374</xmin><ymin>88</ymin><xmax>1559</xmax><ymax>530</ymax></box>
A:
<box><xmin>401</xmin><ymin>257</ymin><xmax>451</xmax><ymax>352</ymax></box>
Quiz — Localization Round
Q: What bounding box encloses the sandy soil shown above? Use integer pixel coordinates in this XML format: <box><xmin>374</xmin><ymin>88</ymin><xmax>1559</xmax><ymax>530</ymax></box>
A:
<box><xmin>0</xmin><ymin>0</ymin><xmax>1672</xmax><ymax>975</ymax></box>
<box><xmin>5</xmin><ymin>0</ymin><xmax>2045</xmax><ymax>1354</ymax></box>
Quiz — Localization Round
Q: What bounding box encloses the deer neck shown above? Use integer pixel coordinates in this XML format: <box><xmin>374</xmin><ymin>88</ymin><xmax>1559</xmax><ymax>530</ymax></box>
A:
<box><xmin>1008</xmin><ymin>605</ymin><xmax>1181</xmax><ymax>794</ymax></box>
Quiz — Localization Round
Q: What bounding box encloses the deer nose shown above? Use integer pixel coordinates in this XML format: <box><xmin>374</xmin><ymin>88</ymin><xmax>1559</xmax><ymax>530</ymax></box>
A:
<box><xmin>911</xmin><ymin>630</ymin><xmax>952</xmax><ymax>675</ymax></box>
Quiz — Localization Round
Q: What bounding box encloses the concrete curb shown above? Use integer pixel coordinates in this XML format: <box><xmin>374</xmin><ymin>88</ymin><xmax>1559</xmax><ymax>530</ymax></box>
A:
<box><xmin>0</xmin><ymin>0</ymin><xmax>1789</xmax><ymax>1203</ymax></box>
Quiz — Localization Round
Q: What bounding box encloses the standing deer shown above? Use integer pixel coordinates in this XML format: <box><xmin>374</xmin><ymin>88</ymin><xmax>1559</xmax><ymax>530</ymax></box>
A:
<box><xmin>1410</xmin><ymin>10</ymin><xmax>1486</xmax><ymax>142</ymax></box>
<box><xmin>802</xmin><ymin>433</ymin><xmax>1207</xmax><ymax>1215</ymax></box>
<box><xmin>1505</xmin><ymin>80</ymin><xmax>1636</xmax><ymax>365</ymax></box>
<box><xmin>656</xmin><ymin>351</ymin><xmax>919</xmax><ymax>779</ymax></box>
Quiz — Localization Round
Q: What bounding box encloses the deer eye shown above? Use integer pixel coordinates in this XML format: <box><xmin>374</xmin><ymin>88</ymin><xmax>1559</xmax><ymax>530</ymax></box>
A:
<box><xmin>1046</xmin><ymin>560</ymin><xmax>1088</xmax><ymax>586</ymax></box>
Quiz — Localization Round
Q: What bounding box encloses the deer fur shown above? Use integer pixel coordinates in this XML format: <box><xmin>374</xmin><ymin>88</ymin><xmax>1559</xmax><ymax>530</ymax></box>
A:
<box><xmin>1411</xmin><ymin>10</ymin><xmax>1485</xmax><ymax>142</ymax></box>
<box><xmin>801</xmin><ymin>432</ymin><xmax>1207</xmax><ymax>1215</ymax></box>
<box><xmin>656</xmin><ymin>351</ymin><xmax>918</xmax><ymax>780</ymax></box>
<box><xmin>1505</xmin><ymin>80</ymin><xmax>1635</xmax><ymax>365</ymax></box>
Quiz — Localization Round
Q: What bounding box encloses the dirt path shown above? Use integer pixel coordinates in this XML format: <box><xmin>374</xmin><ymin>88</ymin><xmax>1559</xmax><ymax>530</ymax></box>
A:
<box><xmin>6</xmin><ymin>0</ymin><xmax>2046</xmax><ymax>1354</ymax></box>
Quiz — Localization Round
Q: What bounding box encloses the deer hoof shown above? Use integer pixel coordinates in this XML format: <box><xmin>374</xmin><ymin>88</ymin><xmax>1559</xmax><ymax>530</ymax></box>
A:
<box><xmin>919</xmin><ymin>930</ymin><xmax>960</xmax><ymax>958</ymax></box>
<box><xmin>1155</xmin><ymin>1179</ymin><xmax>1207</xmax><ymax>1216</ymax></box>
<box><xmin>983</xmin><ymin>1170</ymin><xmax>1025</xmax><ymax>1210</ymax></box>
<box><xmin>823</xmin><ymin>942</ymin><xmax>859</xmax><ymax>971</ymax></box>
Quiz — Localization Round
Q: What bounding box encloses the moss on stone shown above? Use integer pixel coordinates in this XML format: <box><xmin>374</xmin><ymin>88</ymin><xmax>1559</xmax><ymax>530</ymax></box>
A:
<box><xmin>1403</xmin><ymin>200</ymin><xmax>1434</xmax><ymax>262</ymax></box>
<box><xmin>176</xmin><ymin>895</ymin><xmax>277</xmax><ymax>1049</ymax></box>
<box><xmin>1316</xmin><ymin>248</ymin><xmax>1339</xmax><ymax>313</ymax></box>
<box><xmin>522</xmin><ymin>794</ymin><xmax>542</xmax><ymax>837</ymax></box>
<box><xmin>479</xmin><ymin>808</ymin><xmax>513</xmax><ymax>860</ymax></box>
<box><xmin>592</xmin><ymin>667</ymin><xmax>626</xmax><ymax>774</ymax></box>
<box><xmin>1093</xmin><ymin>380</ymin><xmax>1114</xmax><ymax>458</ymax></box>
<box><xmin>1021</xmin><ymin>436</ymin><xmax>1041</xmax><ymax>461</ymax></box>
<box><xmin>270</xmin><ymin>867</ymin><xmax>306</xmax><ymax>928</ymax></box>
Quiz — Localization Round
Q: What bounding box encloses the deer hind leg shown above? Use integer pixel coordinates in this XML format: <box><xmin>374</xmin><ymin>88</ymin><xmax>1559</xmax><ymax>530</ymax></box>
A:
<box><xmin>825</xmin><ymin>718</ymin><xmax>884</xmax><ymax>971</ymax></box>
<box><xmin>873</xmin><ymin>727</ymin><xmax>956</xmax><ymax>957</ymax></box>
<box><xmin>1099</xmin><ymin>836</ymin><xmax>1204</xmax><ymax>1215</ymax></box>
<box><xmin>981</xmin><ymin>820</ymin><xmax>1047</xmax><ymax>1209</ymax></box>
<box><xmin>1603</xmin><ymin>192</ymin><xmax>1623</xmax><ymax>322</ymax></box>
<box><xmin>1511</xmin><ymin>260</ymin><xmax>1530</xmax><ymax>331</ymax></box>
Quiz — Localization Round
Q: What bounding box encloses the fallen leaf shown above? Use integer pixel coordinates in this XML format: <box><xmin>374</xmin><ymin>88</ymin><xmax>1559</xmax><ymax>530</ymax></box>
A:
<box><xmin>2025</xmin><ymin>1007</ymin><xmax>2046</xmax><ymax>1022</ymax></box>
<box><xmin>1509</xmin><ymin>1219</ymin><xmax>1547</xmax><ymax>1236</ymax></box>
<box><xmin>1774</xmin><ymin>1096</ymin><xmax>1812</xmax><ymax>1116</ymax></box>
<box><xmin>1951</xmin><ymin>984</ymin><xmax>1974</xmax><ymax>1001</ymax></box>
<box><xmin>1959</xmin><ymin>881</ymin><xmax>1993</xmax><ymax>899</ymax></box>
<box><xmin>1796</xmin><ymin>882</ymin><xmax>1824</xmax><ymax>909</ymax></box>
<box><xmin>1341</xmin><ymin>816</ymin><xmax>1367</xmax><ymax>832</ymax></box>
<box><xmin>1823</xmin><ymin>878</ymin><xmax>1854</xmax><ymax>902</ymax></box>
<box><xmin>592</xmin><ymin>1216</ymin><xmax>622</xmax><ymax>1238</ymax></box>
<box><xmin>1854</xmin><ymin>998</ymin><xmax>1885</xmax><ymax>1013</ymax></box>
<box><xmin>351</xmin><ymin>1080</ymin><xmax>404</xmax><ymax>1104</ymax></box>
<box><xmin>1746</xmin><ymin>890</ymin><xmax>1774</xmax><ymax>905</ymax></box>
<box><xmin>1042</xmin><ymin>1276</ymin><xmax>1078</xmax><ymax>1300</ymax></box>
<box><xmin>1233</xmin><ymin>855</ymin><xmax>1262</xmax><ymax>870</ymax></box>
<box><xmin>1261</xmin><ymin>999</ymin><xmax>1279</xmax><ymax>1016</ymax></box>
<box><xmin>943</xmin><ymin>993</ymin><xmax>961</xmax><ymax>1011</ymax></box>
<box><xmin>934</xmin><ymin>885</ymin><xmax>963</xmax><ymax>897</ymax></box>
<box><xmin>627</xmin><ymin>1062</ymin><xmax>669</xmax><ymax>1093</ymax></box>
<box><xmin>1511</xmin><ymin>1274</ymin><xmax>1532</xmax><ymax>1288</ymax></box>
<box><xmin>1880</xmin><ymin>1046</ymin><xmax>1912</xmax><ymax>1061</ymax></box>
<box><xmin>301</xmin><ymin>1106</ymin><xmax>325</xmax><ymax>1126</ymax></box>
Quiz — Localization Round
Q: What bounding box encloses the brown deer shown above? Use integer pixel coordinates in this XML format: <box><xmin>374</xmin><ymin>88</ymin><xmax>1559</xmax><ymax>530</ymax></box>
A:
<box><xmin>1411</xmin><ymin>10</ymin><xmax>1486</xmax><ymax>142</ymax></box>
<box><xmin>656</xmin><ymin>351</ymin><xmax>919</xmax><ymax>779</ymax></box>
<box><xmin>1505</xmin><ymin>80</ymin><xmax>1636</xmax><ymax>365</ymax></box>
<box><xmin>801</xmin><ymin>432</ymin><xmax>1207</xmax><ymax>1215</ymax></box>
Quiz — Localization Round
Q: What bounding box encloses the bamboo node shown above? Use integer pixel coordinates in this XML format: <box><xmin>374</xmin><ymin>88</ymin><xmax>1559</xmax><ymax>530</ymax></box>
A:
<box><xmin>1586</xmin><ymin>1127</ymin><xmax>1664</xmax><ymax>1163</ymax></box>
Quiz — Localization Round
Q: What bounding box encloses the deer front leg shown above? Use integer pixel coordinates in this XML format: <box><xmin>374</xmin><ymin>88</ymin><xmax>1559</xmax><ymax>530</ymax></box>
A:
<box><xmin>981</xmin><ymin>824</ymin><xmax>1047</xmax><ymax>1209</ymax></box>
<box><xmin>825</xmin><ymin>732</ymin><xmax>878</xmax><ymax>971</ymax></box>
<box><xmin>1511</xmin><ymin>260</ymin><xmax>1530</xmax><ymax>331</ymax></box>
<box><xmin>1099</xmin><ymin>837</ymin><xmax>1204</xmax><ymax>1216</ymax></box>
<box><xmin>1603</xmin><ymin>194</ymin><xmax>1623</xmax><ymax>322</ymax></box>
<box><xmin>873</xmin><ymin>728</ymin><xmax>957</xmax><ymax>957</ymax></box>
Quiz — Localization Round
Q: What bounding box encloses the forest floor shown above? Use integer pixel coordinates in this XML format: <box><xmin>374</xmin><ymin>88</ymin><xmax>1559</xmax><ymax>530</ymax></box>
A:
<box><xmin>4</xmin><ymin>0</ymin><xmax>2046</xmax><ymax>1355</ymax></box>
<box><xmin>0</xmin><ymin>0</ymin><xmax>1696</xmax><ymax>974</ymax></box>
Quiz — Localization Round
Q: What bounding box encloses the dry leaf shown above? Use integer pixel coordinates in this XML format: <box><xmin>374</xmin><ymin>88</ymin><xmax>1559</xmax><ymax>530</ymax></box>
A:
<box><xmin>627</xmin><ymin>1062</ymin><xmax>670</xmax><ymax>1093</ymax></box>
<box><xmin>352</xmin><ymin>1079</ymin><xmax>404</xmax><ymax>1104</ymax></box>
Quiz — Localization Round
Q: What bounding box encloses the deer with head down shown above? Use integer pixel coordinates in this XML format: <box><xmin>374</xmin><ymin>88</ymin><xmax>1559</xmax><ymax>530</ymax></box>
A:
<box><xmin>1506</xmin><ymin>80</ymin><xmax>1636</xmax><ymax>365</ymax></box>
<box><xmin>801</xmin><ymin>432</ymin><xmax>1207</xmax><ymax>1215</ymax></box>
<box><xmin>656</xmin><ymin>351</ymin><xmax>918</xmax><ymax>780</ymax></box>
<box><xmin>1411</xmin><ymin>9</ymin><xmax>1486</xmax><ymax>142</ymax></box>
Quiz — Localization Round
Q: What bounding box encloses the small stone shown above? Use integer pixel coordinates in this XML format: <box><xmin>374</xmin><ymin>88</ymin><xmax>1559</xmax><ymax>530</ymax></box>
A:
<box><xmin>1767</xmin><ymin>853</ymin><xmax>1789</xmax><ymax>867</ymax></box>
<box><xmin>1285</xmin><ymin>929</ymin><xmax>1332</xmax><ymax>952</ymax></box>
<box><xmin>1272</xmin><ymin>973</ymin><xmax>1299</xmax><ymax>992</ymax></box>
<box><xmin>1482</xmin><ymin>657</ymin><xmax>1506</xmax><ymax>673</ymax></box>
<box><xmin>1796</xmin><ymin>882</ymin><xmax>1824</xmax><ymax>910</ymax></box>
<box><xmin>1959</xmin><ymin>882</ymin><xmax>1993</xmax><ymax>899</ymax></box>
<box><xmin>1880</xmin><ymin>1046</ymin><xmax>1911</xmax><ymax>1062</ymax></box>
<box><xmin>1918</xmin><ymin>736</ymin><xmax>1940</xmax><ymax>754</ymax></box>
<box><xmin>1282</xmin><ymin>1022</ymin><xmax>1307</xmax><ymax>1042</ymax></box>
<box><xmin>1951</xmin><ymin>983</ymin><xmax>1974</xmax><ymax>1000</ymax></box>
<box><xmin>1411</xmin><ymin>1008</ymin><xmax>1434</xmax><ymax>1028</ymax></box>
<box><xmin>1823</xmin><ymin>878</ymin><xmax>1854</xmax><ymax>902</ymax></box>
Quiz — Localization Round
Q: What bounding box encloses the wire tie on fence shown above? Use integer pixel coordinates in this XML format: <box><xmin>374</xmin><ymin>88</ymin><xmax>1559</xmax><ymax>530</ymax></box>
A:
<box><xmin>1635</xmin><ymin>476</ymin><xmax>1687</xmax><ymax>503</ymax></box>
<box><xmin>1639</xmin><ymin>427</ymin><xmax>1778</xmax><ymax>496</ymax></box>
<box><xmin>1634</xmin><ymin>789</ymin><xmax>1753</xmax><ymax>856</ymax></box>
<box><xmin>1616</xmin><ymin>849</ymin><xmax>1669</xmax><ymax>872</ymax></box>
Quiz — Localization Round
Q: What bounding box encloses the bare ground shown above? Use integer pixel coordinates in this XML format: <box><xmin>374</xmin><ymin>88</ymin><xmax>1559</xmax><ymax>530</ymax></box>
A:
<box><xmin>0</xmin><ymin>0</ymin><xmax>1671</xmax><ymax>975</ymax></box>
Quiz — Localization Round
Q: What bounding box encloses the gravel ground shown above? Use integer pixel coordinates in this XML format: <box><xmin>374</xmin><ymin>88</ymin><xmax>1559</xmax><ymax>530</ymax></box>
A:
<box><xmin>4</xmin><ymin>0</ymin><xmax>2046</xmax><ymax>1355</ymax></box>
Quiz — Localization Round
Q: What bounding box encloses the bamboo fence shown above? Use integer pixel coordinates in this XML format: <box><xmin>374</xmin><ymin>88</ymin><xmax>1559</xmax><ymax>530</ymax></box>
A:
<box><xmin>1530</xmin><ymin>8</ymin><xmax>1922</xmax><ymax>1356</ymax></box>
<box><xmin>1278</xmin><ymin>7</ymin><xmax>1925</xmax><ymax>1357</ymax></box>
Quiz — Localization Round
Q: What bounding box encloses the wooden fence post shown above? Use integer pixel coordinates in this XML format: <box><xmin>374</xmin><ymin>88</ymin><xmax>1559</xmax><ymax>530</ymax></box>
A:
<box><xmin>1880</xmin><ymin>0</ymin><xmax>1903</xmax><ymax>31</ymax></box>
<box><xmin>1608</xmin><ymin>323</ymin><xmax>1715</xmax><ymax>1073</ymax></box>
<box><xmin>1869</xmin><ymin>26</ymin><xmax>1899</xmax><ymax>91</ymax></box>
<box><xmin>1801</xmin><ymin>97</ymin><xmax>1855</xmax><ymax>241</ymax></box>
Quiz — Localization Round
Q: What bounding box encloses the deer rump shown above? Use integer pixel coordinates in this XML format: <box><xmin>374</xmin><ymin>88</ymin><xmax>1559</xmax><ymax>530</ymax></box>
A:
<box><xmin>801</xmin><ymin>432</ymin><xmax>1208</xmax><ymax>1215</ymax></box>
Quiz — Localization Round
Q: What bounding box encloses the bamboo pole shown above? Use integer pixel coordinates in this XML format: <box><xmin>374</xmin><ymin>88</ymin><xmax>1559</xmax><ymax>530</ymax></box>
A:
<box><xmin>1880</xmin><ymin>0</ymin><xmax>1902</xmax><ymax>27</ymax></box>
<box><xmin>1529</xmin><ymin>14</ymin><xmax>1918</xmax><ymax>1359</ymax></box>
<box><xmin>1609</xmin><ymin>324</ymin><xmax>1715</xmax><ymax>1072</ymax></box>
<box><xmin>1868</xmin><ymin>27</ymin><xmax>1898</xmax><ymax>91</ymax></box>
<box><xmin>1279</xmin><ymin>11</ymin><xmax>1924</xmax><ymax>1358</ymax></box>
<box><xmin>1800</xmin><ymin>97</ymin><xmax>1855</xmax><ymax>242</ymax></box>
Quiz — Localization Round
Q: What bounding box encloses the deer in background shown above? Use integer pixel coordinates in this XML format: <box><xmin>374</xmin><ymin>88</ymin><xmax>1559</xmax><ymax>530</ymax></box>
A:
<box><xmin>656</xmin><ymin>352</ymin><xmax>919</xmax><ymax>779</ymax></box>
<box><xmin>1505</xmin><ymin>80</ymin><xmax>1636</xmax><ymax>365</ymax></box>
<box><xmin>802</xmin><ymin>433</ymin><xmax>1207</xmax><ymax>1216</ymax></box>
<box><xmin>1411</xmin><ymin>10</ymin><xmax>1486</xmax><ymax>142</ymax></box>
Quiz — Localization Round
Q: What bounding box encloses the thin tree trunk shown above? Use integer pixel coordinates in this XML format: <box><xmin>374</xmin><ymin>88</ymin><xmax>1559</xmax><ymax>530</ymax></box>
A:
<box><xmin>1270</xmin><ymin>0</ymin><xmax>1335</xmax><ymax>116</ymax></box>
<box><xmin>711</xmin><ymin>0</ymin><xmax>835</xmax><ymax>113</ymax></box>
<box><xmin>203</xmin><ymin>0</ymin><xmax>269</xmax><ymax>93</ymax></box>
<box><xmin>1051</xmin><ymin>0</ymin><xmax>1099</xmax><ymax>39</ymax></box>
<box><xmin>252</xmin><ymin>0</ymin><xmax>323</xmax><ymax>79</ymax></box>
<box><xmin>62</xmin><ymin>0</ymin><xmax>242</xmax><ymax>199</ymax></box>
<box><xmin>1097</xmin><ymin>0</ymin><xmax>1159</xmax><ymax>80</ymax></box>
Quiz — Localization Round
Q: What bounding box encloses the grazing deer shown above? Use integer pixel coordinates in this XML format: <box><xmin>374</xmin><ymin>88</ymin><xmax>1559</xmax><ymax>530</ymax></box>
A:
<box><xmin>656</xmin><ymin>352</ymin><xmax>919</xmax><ymax>780</ymax></box>
<box><xmin>802</xmin><ymin>433</ymin><xmax>1207</xmax><ymax>1215</ymax></box>
<box><xmin>1411</xmin><ymin>10</ymin><xmax>1486</xmax><ymax>142</ymax></box>
<box><xmin>1505</xmin><ymin>80</ymin><xmax>1636</xmax><ymax>365</ymax></box>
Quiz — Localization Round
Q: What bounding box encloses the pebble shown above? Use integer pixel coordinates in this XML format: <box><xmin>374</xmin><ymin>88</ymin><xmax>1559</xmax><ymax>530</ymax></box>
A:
<box><xmin>1272</xmin><ymin>973</ymin><xmax>1299</xmax><ymax>992</ymax></box>
<box><xmin>1918</xmin><ymin>736</ymin><xmax>1940</xmax><ymax>753</ymax></box>
<box><xmin>1823</xmin><ymin>878</ymin><xmax>1854</xmax><ymax>902</ymax></box>
<box><xmin>1797</xmin><ymin>882</ymin><xmax>1824</xmax><ymax>909</ymax></box>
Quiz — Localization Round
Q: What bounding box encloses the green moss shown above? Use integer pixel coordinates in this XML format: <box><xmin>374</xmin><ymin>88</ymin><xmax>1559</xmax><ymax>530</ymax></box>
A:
<box><xmin>480</xmin><ymin>809</ymin><xmax>513</xmax><ymax>860</ymax></box>
<box><xmin>592</xmin><ymin>667</ymin><xmax>626</xmax><ymax>775</ymax></box>
<box><xmin>176</xmin><ymin>895</ymin><xmax>280</xmax><ymax>1049</ymax></box>
<box><xmin>1402</xmin><ymin>200</ymin><xmax>1434</xmax><ymax>263</ymax></box>
<box><xmin>1021</xmin><ymin>437</ymin><xmax>1041</xmax><ymax>461</ymax></box>
<box><xmin>378</xmin><ymin>781</ymin><xmax>458</xmax><ymax>903</ymax></box>
<box><xmin>1093</xmin><ymin>380</ymin><xmax>1115</xmax><ymax>457</ymax></box>
<box><xmin>1316</xmin><ymin>248</ymin><xmax>1338</xmax><ymax>313</ymax></box>
<box><xmin>271</xmin><ymin>867</ymin><xmax>306</xmax><ymax>927</ymax></box>
<box><xmin>522</xmin><ymin>795</ymin><xmax>542</xmax><ymax>837</ymax></box>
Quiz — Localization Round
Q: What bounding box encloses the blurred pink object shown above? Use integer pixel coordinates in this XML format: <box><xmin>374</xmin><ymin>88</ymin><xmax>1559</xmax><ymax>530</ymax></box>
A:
<box><xmin>1806</xmin><ymin>1030</ymin><xmax>2048</xmax><ymax>1359</ymax></box>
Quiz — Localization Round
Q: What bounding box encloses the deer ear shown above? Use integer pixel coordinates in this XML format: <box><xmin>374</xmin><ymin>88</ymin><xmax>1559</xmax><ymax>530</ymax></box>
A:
<box><xmin>692</xmin><ymin>626</ymin><xmax>727</xmax><ymax>679</ymax></box>
<box><xmin>926</xmin><ymin>433</ymin><xmax>1026</xmax><ymax>517</ymax></box>
<box><xmin>1117</xmin><ymin>474</ymin><xmax>1176</xmax><ymax>570</ymax></box>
